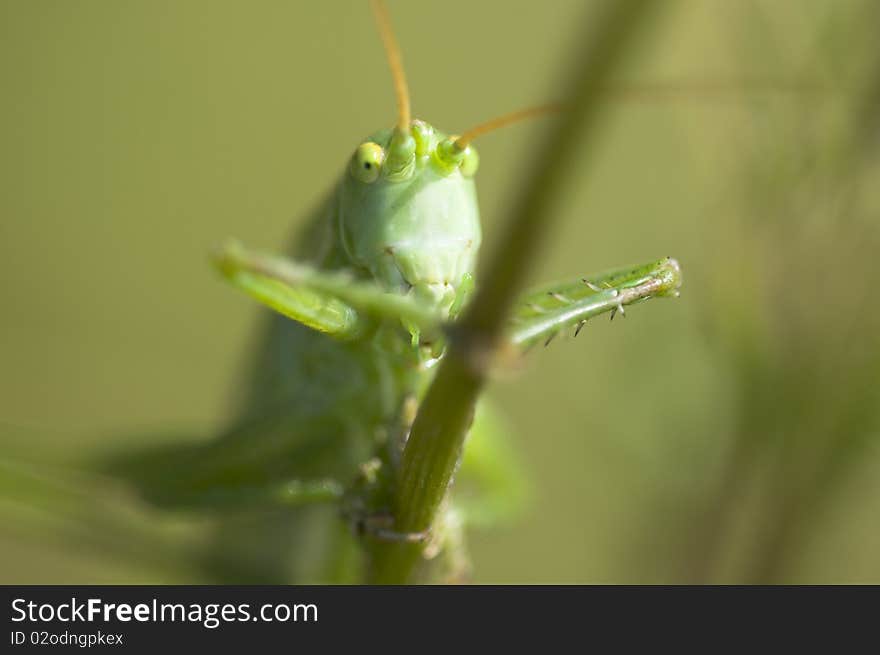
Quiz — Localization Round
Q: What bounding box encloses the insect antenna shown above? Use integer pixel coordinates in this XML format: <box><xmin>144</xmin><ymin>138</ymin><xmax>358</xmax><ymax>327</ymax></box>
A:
<box><xmin>452</xmin><ymin>78</ymin><xmax>820</xmax><ymax>149</ymax></box>
<box><xmin>454</xmin><ymin>104</ymin><xmax>563</xmax><ymax>149</ymax></box>
<box><xmin>370</xmin><ymin>0</ymin><xmax>412</xmax><ymax>132</ymax></box>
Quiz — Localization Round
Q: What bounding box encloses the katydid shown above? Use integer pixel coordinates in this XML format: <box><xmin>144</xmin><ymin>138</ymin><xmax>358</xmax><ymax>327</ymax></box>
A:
<box><xmin>103</xmin><ymin>0</ymin><xmax>681</xmax><ymax>583</ymax></box>
<box><xmin>86</xmin><ymin>0</ymin><xmax>681</xmax><ymax>583</ymax></box>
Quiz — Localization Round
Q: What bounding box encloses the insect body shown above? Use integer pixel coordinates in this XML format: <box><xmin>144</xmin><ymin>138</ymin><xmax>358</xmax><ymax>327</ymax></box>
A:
<box><xmin>106</xmin><ymin>1</ymin><xmax>681</xmax><ymax>583</ymax></box>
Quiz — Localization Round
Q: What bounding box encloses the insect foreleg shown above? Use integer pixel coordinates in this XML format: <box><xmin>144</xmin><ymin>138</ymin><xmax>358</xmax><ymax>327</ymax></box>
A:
<box><xmin>213</xmin><ymin>240</ymin><xmax>442</xmax><ymax>338</ymax></box>
<box><xmin>508</xmin><ymin>257</ymin><xmax>682</xmax><ymax>349</ymax></box>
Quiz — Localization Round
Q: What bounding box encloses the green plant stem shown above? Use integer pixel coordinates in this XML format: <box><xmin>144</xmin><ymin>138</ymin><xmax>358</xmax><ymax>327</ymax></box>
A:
<box><xmin>367</xmin><ymin>0</ymin><xmax>665</xmax><ymax>584</ymax></box>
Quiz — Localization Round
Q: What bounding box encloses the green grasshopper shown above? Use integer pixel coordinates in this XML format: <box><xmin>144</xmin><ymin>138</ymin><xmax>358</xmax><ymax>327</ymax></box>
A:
<box><xmin>89</xmin><ymin>0</ymin><xmax>681</xmax><ymax>583</ymax></box>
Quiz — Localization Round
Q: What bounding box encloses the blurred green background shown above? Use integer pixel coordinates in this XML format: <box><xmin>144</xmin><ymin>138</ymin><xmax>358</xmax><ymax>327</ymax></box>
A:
<box><xmin>2</xmin><ymin>0</ymin><xmax>878</xmax><ymax>583</ymax></box>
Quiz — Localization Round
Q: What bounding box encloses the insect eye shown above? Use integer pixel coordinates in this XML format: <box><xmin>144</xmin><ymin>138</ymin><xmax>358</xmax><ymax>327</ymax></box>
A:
<box><xmin>351</xmin><ymin>142</ymin><xmax>385</xmax><ymax>183</ymax></box>
<box><xmin>432</xmin><ymin>137</ymin><xmax>479</xmax><ymax>178</ymax></box>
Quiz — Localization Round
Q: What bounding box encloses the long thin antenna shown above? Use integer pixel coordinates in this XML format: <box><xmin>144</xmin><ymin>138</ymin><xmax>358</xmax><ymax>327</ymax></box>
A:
<box><xmin>370</xmin><ymin>0</ymin><xmax>412</xmax><ymax>132</ymax></box>
<box><xmin>453</xmin><ymin>78</ymin><xmax>820</xmax><ymax>148</ymax></box>
<box><xmin>454</xmin><ymin>104</ymin><xmax>563</xmax><ymax>149</ymax></box>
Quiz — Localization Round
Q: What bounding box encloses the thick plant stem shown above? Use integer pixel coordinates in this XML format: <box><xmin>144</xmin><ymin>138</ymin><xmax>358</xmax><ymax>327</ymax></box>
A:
<box><xmin>368</xmin><ymin>0</ymin><xmax>664</xmax><ymax>584</ymax></box>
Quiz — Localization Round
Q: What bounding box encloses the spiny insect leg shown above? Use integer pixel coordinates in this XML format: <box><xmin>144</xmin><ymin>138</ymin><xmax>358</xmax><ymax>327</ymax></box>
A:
<box><xmin>506</xmin><ymin>257</ymin><xmax>683</xmax><ymax>348</ymax></box>
<box><xmin>212</xmin><ymin>240</ymin><xmax>441</xmax><ymax>337</ymax></box>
